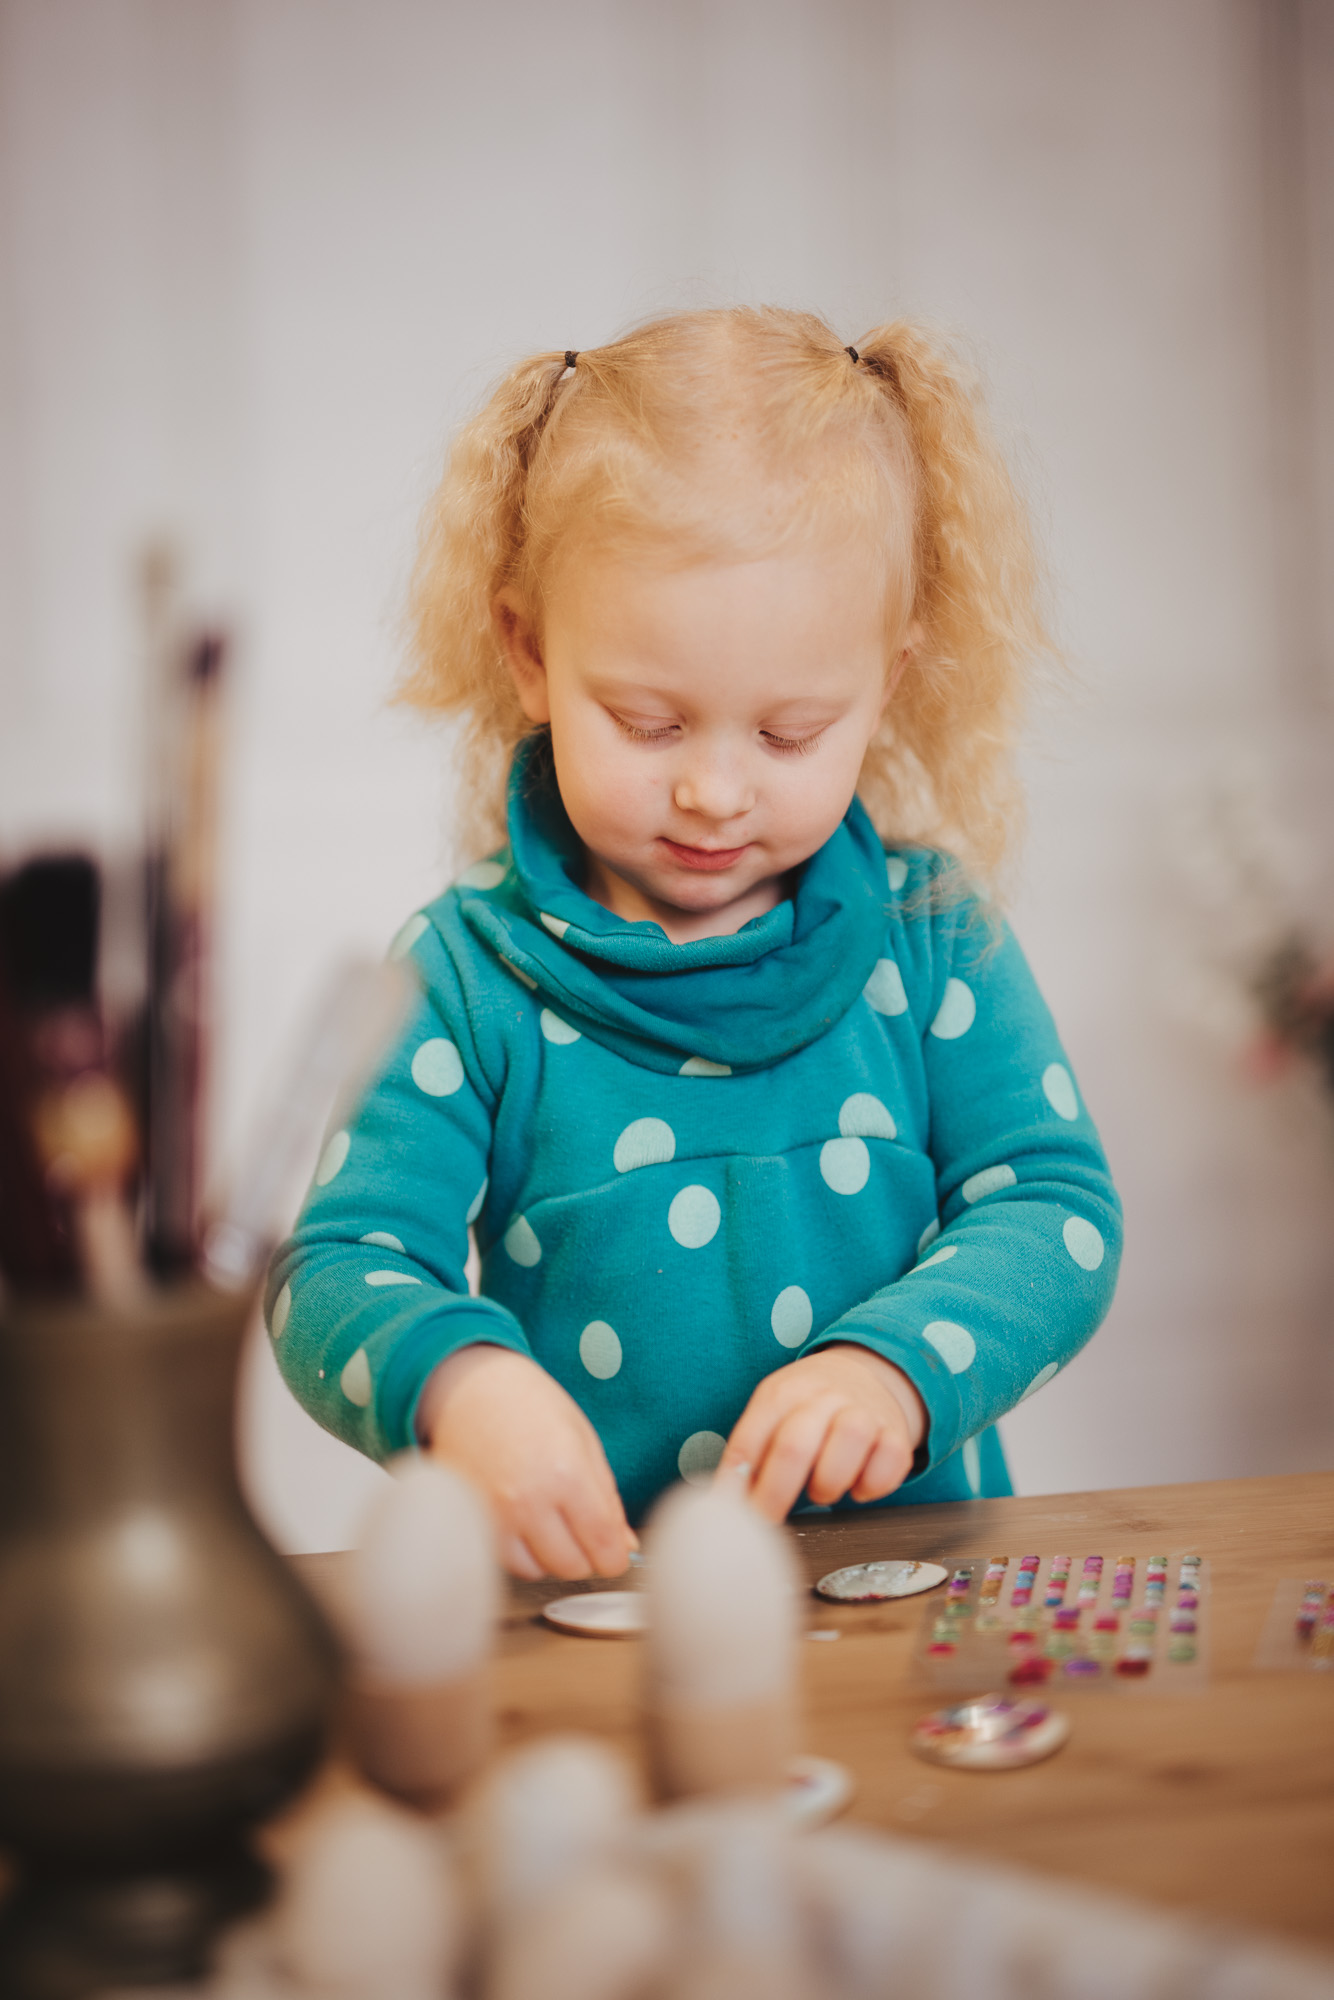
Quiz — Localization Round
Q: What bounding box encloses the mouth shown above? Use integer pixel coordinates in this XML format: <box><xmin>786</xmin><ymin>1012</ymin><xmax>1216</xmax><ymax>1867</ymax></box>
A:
<box><xmin>659</xmin><ymin>838</ymin><xmax>751</xmax><ymax>873</ymax></box>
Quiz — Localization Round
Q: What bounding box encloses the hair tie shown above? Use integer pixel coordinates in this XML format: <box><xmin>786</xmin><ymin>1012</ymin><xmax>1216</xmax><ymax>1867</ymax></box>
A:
<box><xmin>564</xmin><ymin>350</ymin><xmax>579</xmax><ymax>371</ymax></box>
<box><xmin>845</xmin><ymin>345</ymin><xmax>860</xmax><ymax>364</ymax></box>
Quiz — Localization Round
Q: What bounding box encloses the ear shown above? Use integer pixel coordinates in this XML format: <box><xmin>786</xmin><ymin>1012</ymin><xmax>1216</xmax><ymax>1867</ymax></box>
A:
<box><xmin>880</xmin><ymin>619</ymin><xmax>924</xmax><ymax>716</ymax></box>
<box><xmin>493</xmin><ymin>588</ymin><xmax>550</xmax><ymax>725</ymax></box>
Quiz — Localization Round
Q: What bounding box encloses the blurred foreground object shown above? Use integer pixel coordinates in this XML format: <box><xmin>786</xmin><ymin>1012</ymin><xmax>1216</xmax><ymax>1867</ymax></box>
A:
<box><xmin>337</xmin><ymin>1458</ymin><xmax>498</xmax><ymax>1809</ymax></box>
<box><xmin>645</xmin><ymin>1481</ymin><xmax>798</xmax><ymax>1800</ymax></box>
<box><xmin>207</xmin><ymin>1738</ymin><xmax>1334</xmax><ymax>2000</ymax></box>
<box><xmin>0</xmin><ymin>1285</ymin><xmax>339</xmax><ymax>1995</ymax></box>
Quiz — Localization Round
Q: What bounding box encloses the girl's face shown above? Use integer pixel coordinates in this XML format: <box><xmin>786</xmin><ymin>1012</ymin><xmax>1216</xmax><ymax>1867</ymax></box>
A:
<box><xmin>497</xmin><ymin>541</ymin><xmax>907</xmax><ymax>944</ymax></box>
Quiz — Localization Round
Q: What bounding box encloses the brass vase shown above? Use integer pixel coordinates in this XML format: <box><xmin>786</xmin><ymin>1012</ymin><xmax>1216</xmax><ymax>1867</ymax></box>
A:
<box><xmin>0</xmin><ymin>1284</ymin><xmax>339</xmax><ymax>1995</ymax></box>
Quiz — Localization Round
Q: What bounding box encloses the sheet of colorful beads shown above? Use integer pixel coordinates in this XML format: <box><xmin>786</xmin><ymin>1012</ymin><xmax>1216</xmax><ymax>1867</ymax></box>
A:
<box><xmin>1253</xmin><ymin>1579</ymin><xmax>1334</xmax><ymax>1673</ymax></box>
<box><xmin>912</xmin><ymin>1552</ymin><xmax>1210</xmax><ymax>1693</ymax></box>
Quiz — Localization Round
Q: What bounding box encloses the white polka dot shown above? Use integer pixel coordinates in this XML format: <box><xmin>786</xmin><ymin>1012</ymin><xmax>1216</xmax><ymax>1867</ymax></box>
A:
<box><xmin>1042</xmin><ymin>1062</ymin><xmax>1079</xmax><ymax>1120</ymax></box>
<box><xmin>359</xmin><ymin>1231</ymin><xmax>404</xmax><ymax>1252</ymax></box>
<box><xmin>668</xmin><ymin>1185</ymin><xmax>720</xmax><ymax>1248</ymax></box>
<box><xmin>680</xmin><ymin>1056</ymin><xmax>731</xmax><ymax>1076</ymax></box>
<box><xmin>886</xmin><ymin>854</ymin><xmax>909</xmax><ymax>892</ymax></box>
<box><xmin>411</xmin><ymin>1038</ymin><xmax>464</xmax><ymax>1096</ymax></box>
<box><xmin>961</xmin><ymin>1162</ymin><xmax>1017</xmax><ymax>1204</ymax></box>
<box><xmin>364</xmin><ymin>1270</ymin><xmax>422</xmax><ymax>1288</ymax></box>
<box><xmin>504</xmin><ymin>1215</ymin><xmax>542</xmax><ymax>1266</ymax></box>
<box><xmin>838</xmin><ymin>1092</ymin><xmax>897</xmax><ymax>1140</ymax></box>
<box><xmin>863</xmin><ymin>958</ymin><xmax>909</xmax><ymax>1016</ymax></box>
<box><xmin>340</xmin><ymin>1348</ymin><xmax>372</xmax><ymax>1406</ymax></box>
<box><xmin>613</xmin><ymin>1117</ymin><xmax>676</xmax><ymax>1173</ymax></box>
<box><xmin>314</xmin><ymin>1129</ymin><xmax>350</xmax><ymax>1186</ymax></box>
<box><xmin>579</xmin><ymin>1320</ymin><xmax>622</xmax><ymax>1379</ymax></box>
<box><xmin>770</xmin><ymin>1285</ymin><xmax>813</xmax><ymax>1348</ymax></box>
<box><xmin>819</xmin><ymin>1137</ymin><xmax>870</xmax><ymax>1195</ymax></box>
<box><xmin>388</xmin><ymin>911</ymin><xmax>429</xmax><ymax>960</ymax></box>
<box><xmin>1062</xmin><ymin>1216</ymin><xmax>1105</xmax><ymax>1270</ymax></box>
<box><xmin>912</xmin><ymin>1244</ymin><xmax>958</xmax><ymax>1271</ymax></box>
<box><xmin>466</xmin><ymin>1177</ymin><xmax>488</xmax><ymax>1225</ymax></box>
<box><xmin>678</xmin><ymin>1430</ymin><xmax>727</xmax><ymax>1485</ymax></box>
<box><xmin>269</xmin><ymin>1283</ymin><xmax>291</xmax><ymax>1340</ymax></box>
<box><xmin>540</xmin><ymin>1008</ymin><xmax>581</xmax><ymax>1044</ymax></box>
<box><xmin>929</xmin><ymin>978</ymin><xmax>976</xmax><ymax>1040</ymax></box>
<box><xmin>540</xmin><ymin>911</ymin><xmax>570</xmax><ymax>939</ymax></box>
<box><xmin>923</xmin><ymin>1320</ymin><xmax>976</xmax><ymax>1373</ymax></box>
<box><xmin>1020</xmin><ymin>1361</ymin><xmax>1058</xmax><ymax>1402</ymax></box>
<box><xmin>917</xmin><ymin>1218</ymin><xmax>940</xmax><ymax>1256</ymax></box>
<box><xmin>962</xmin><ymin>1435</ymin><xmax>981</xmax><ymax>1496</ymax></box>
<box><xmin>458</xmin><ymin>859</ymin><xmax>505</xmax><ymax>891</ymax></box>
<box><xmin>501</xmin><ymin>958</ymin><xmax>537</xmax><ymax>991</ymax></box>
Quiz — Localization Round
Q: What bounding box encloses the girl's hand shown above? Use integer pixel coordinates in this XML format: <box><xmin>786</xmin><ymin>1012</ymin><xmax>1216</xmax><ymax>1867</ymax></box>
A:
<box><xmin>718</xmin><ymin>1344</ymin><xmax>927</xmax><ymax>1522</ymax></box>
<box><xmin>417</xmin><ymin>1345</ymin><xmax>637</xmax><ymax>1580</ymax></box>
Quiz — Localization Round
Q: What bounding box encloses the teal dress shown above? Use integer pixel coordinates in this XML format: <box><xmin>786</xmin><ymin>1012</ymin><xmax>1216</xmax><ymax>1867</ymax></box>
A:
<box><xmin>270</xmin><ymin>741</ymin><xmax>1121</xmax><ymax>1523</ymax></box>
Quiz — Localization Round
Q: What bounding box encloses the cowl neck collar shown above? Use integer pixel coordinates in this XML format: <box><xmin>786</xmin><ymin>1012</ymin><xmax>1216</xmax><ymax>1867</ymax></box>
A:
<box><xmin>454</xmin><ymin>736</ymin><xmax>888</xmax><ymax>1074</ymax></box>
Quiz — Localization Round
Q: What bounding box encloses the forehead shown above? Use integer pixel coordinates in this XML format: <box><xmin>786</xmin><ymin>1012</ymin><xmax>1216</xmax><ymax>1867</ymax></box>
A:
<box><xmin>546</xmin><ymin>543</ymin><xmax>890</xmax><ymax>703</ymax></box>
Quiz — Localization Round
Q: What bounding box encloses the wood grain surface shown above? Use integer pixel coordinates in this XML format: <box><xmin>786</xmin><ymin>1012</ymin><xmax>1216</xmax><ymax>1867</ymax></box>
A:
<box><xmin>301</xmin><ymin>1470</ymin><xmax>1334</xmax><ymax>1949</ymax></box>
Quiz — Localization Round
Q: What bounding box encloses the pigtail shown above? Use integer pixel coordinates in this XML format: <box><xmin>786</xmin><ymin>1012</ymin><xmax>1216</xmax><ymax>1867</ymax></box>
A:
<box><xmin>851</xmin><ymin>322</ymin><xmax>1052</xmax><ymax>893</ymax></box>
<box><xmin>399</xmin><ymin>350</ymin><xmax>573</xmax><ymax>850</ymax></box>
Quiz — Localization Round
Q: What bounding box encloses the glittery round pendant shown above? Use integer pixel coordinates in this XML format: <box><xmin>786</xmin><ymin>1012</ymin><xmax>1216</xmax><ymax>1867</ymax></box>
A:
<box><xmin>815</xmin><ymin>1559</ymin><xmax>949</xmax><ymax>1603</ymax></box>
<box><xmin>782</xmin><ymin>1754</ymin><xmax>855</xmax><ymax>1830</ymax></box>
<box><xmin>910</xmin><ymin>1693</ymin><xmax>1070</xmax><ymax>1770</ymax></box>
<box><xmin>542</xmin><ymin>1590</ymin><xmax>647</xmax><ymax>1636</ymax></box>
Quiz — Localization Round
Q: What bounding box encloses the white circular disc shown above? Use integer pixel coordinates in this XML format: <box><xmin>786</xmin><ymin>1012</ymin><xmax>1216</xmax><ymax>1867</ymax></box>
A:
<box><xmin>782</xmin><ymin>1754</ymin><xmax>855</xmax><ymax>1830</ymax></box>
<box><xmin>541</xmin><ymin>1591</ymin><xmax>647</xmax><ymax>1637</ymax></box>
<box><xmin>815</xmin><ymin>1559</ymin><xmax>950</xmax><ymax>1603</ymax></box>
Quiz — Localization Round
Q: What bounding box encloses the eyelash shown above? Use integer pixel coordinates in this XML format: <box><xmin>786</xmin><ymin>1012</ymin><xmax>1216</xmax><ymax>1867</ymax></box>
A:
<box><xmin>612</xmin><ymin>717</ymin><xmax>825</xmax><ymax>755</ymax></box>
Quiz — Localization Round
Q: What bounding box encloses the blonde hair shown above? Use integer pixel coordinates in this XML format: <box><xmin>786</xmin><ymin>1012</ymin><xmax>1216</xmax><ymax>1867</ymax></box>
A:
<box><xmin>402</xmin><ymin>307</ymin><xmax>1052</xmax><ymax>891</ymax></box>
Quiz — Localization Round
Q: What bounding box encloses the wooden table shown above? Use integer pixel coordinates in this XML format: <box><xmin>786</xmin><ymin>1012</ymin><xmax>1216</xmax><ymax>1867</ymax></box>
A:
<box><xmin>439</xmin><ymin>1471</ymin><xmax>1333</xmax><ymax>1952</ymax></box>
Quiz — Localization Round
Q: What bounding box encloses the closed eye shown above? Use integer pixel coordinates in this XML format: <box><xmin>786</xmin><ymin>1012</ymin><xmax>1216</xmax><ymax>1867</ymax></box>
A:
<box><xmin>612</xmin><ymin>714</ymin><xmax>679</xmax><ymax>743</ymax></box>
<box><xmin>762</xmin><ymin>730</ymin><xmax>826</xmax><ymax>755</ymax></box>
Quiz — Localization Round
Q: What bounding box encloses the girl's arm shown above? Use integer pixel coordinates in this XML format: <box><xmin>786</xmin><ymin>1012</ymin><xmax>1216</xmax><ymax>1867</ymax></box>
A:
<box><xmin>723</xmin><ymin>877</ymin><xmax>1122</xmax><ymax>1514</ymax></box>
<box><xmin>265</xmin><ymin>960</ymin><xmax>528</xmax><ymax>1462</ymax></box>
<box><xmin>267</xmin><ymin>920</ymin><xmax>634</xmax><ymax>1576</ymax></box>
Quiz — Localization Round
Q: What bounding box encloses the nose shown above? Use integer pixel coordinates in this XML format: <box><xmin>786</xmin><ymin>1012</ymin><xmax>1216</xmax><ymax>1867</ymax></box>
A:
<box><xmin>672</xmin><ymin>746</ymin><xmax>755</xmax><ymax>825</ymax></box>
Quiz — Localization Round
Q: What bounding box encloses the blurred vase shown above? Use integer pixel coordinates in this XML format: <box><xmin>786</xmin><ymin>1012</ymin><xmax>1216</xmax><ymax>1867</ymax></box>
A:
<box><xmin>0</xmin><ymin>1284</ymin><xmax>339</xmax><ymax>1996</ymax></box>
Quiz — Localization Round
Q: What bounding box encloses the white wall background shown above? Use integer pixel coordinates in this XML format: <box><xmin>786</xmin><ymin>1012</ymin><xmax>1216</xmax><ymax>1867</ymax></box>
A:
<box><xmin>2</xmin><ymin>0</ymin><xmax>1332</xmax><ymax>1550</ymax></box>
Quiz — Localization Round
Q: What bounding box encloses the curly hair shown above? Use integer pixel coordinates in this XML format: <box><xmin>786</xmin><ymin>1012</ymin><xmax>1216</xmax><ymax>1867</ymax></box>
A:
<box><xmin>400</xmin><ymin>307</ymin><xmax>1052</xmax><ymax>893</ymax></box>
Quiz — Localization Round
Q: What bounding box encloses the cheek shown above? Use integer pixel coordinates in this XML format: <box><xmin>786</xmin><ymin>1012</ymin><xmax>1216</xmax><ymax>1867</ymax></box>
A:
<box><xmin>549</xmin><ymin>706</ymin><xmax>667</xmax><ymax>836</ymax></box>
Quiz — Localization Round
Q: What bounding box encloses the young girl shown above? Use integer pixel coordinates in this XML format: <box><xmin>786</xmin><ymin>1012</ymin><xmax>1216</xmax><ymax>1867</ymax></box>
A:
<box><xmin>269</xmin><ymin>308</ymin><xmax>1121</xmax><ymax>1581</ymax></box>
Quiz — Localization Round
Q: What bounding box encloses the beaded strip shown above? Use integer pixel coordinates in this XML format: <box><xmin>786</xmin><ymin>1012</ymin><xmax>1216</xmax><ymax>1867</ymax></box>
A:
<box><xmin>1043</xmin><ymin>1555</ymin><xmax>1073</xmax><ymax>1609</ymax></box>
<box><xmin>1010</xmin><ymin>1555</ymin><xmax>1041</xmax><ymax>1608</ymax></box>
<box><xmin>1295</xmin><ymin>1581</ymin><xmax>1327</xmax><ymax>1641</ymax></box>
<box><xmin>1168</xmin><ymin>1553</ymin><xmax>1202</xmax><ymax>1663</ymax></box>
<box><xmin>1314</xmin><ymin>1596</ymin><xmax>1334</xmax><ymax>1664</ymax></box>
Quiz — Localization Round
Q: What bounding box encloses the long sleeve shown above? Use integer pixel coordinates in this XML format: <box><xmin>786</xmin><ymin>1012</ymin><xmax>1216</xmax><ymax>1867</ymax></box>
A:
<box><xmin>266</xmin><ymin>926</ymin><xmax>531</xmax><ymax>1461</ymax></box>
<box><xmin>803</xmin><ymin>889</ymin><xmax>1122</xmax><ymax>1485</ymax></box>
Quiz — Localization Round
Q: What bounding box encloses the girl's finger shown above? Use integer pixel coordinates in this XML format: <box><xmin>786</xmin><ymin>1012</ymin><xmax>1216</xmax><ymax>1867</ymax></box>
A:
<box><xmin>849</xmin><ymin>1426</ymin><xmax>914</xmax><ymax>1503</ymax></box>
<box><xmin>502</xmin><ymin>1532</ymin><xmax>544</xmax><ymax>1580</ymax></box>
<box><xmin>561</xmin><ymin>1479</ymin><xmax>636</xmax><ymax>1579</ymax></box>
<box><xmin>806</xmin><ymin>1407</ymin><xmax>879</xmax><ymax>1507</ymax></box>
<box><xmin>719</xmin><ymin>1380</ymin><xmax>799</xmax><ymax>1478</ymax></box>
<box><xmin>518</xmin><ymin>1505</ymin><xmax>599</xmax><ymax>1581</ymax></box>
<box><xmin>748</xmin><ymin>1396</ymin><xmax>845</xmax><ymax>1522</ymax></box>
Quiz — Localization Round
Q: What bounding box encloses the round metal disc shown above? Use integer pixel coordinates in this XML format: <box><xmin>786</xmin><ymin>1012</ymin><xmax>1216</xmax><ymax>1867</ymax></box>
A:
<box><xmin>541</xmin><ymin>1590</ymin><xmax>647</xmax><ymax>1636</ymax></box>
<box><xmin>815</xmin><ymin>1559</ymin><xmax>950</xmax><ymax>1603</ymax></box>
<box><xmin>910</xmin><ymin>1693</ymin><xmax>1070</xmax><ymax>1771</ymax></box>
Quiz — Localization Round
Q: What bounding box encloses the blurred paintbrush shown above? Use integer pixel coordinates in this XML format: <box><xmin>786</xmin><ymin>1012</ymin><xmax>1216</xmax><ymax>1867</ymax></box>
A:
<box><xmin>140</xmin><ymin>553</ymin><xmax>228</xmax><ymax>1277</ymax></box>
<box><xmin>0</xmin><ymin>856</ymin><xmax>143</xmax><ymax>1305</ymax></box>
